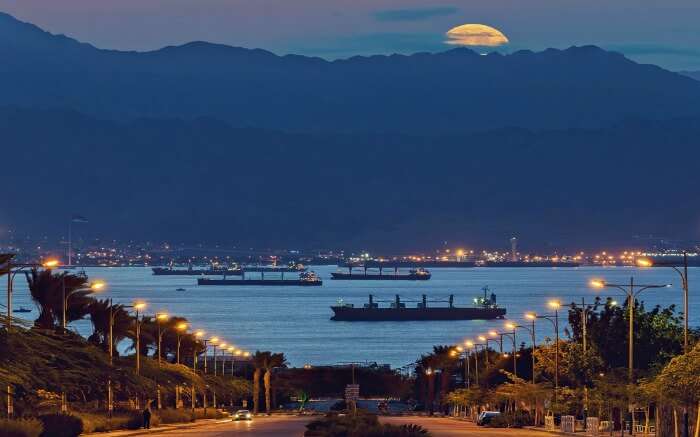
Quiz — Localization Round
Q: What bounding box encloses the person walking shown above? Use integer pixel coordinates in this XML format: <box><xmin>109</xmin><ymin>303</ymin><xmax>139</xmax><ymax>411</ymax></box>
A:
<box><xmin>142</xmin><ymin>402</ymin><xmax>152</xmax><ymax>429</ymax></box>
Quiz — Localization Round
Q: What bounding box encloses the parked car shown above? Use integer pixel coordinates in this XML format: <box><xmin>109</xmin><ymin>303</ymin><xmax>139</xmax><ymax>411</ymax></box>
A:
<box><xmin>234</xmin><ymin>409</ymin><xmax>252</xmax><ymax>421</ymax></box>
<box><xmin>477</xmin><ymin>411</ymin><xmax>501</xmax><ymax>426</ymax></box>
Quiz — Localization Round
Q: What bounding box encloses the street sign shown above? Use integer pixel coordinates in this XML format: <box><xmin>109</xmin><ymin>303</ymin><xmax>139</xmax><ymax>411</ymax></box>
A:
<box><xmin>345</xmin><ymin>384</ymin><xmax>360</xmax><ymax>402</ymax></box>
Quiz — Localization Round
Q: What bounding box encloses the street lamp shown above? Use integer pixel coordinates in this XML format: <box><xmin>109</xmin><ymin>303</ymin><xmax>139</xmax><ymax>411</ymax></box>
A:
<box><xmin>176</xmin><ymin>323</ymin><xmax>188</xmax><ymax>365</ymax></box>
<box><xmin>519</xmin><ymin>314</ymin><xmax>538</xmax><ymax>384</ymax></box>
<box><xmin>3</xmin><ymin>257</ymin><xmax>59</xmax><ymax>331</ymax></box>
<box><xmin>155</xmin><ymin>313</ymin><xmax>169</xmax><ymax>366</ymax></box>
<box><xmin>636</xmin><ymin>256</ymin><xmax>690</xmax><ymax>352</ymax></box>
<box><xmin>203</xmin><ymin>336</ymin><xmax>219</xmax><ymax>374</ymax></box>
<box><xmin>215</xmin><ymin>342</ymin><xmax>227</xmax><ymax>376</ymax></box>
<box><xmin>62</xmin><ymin>280</ymin><xmax>106</xmax><ymax>331</ymax></box>
<box><xmin>590</xmin><ymin>278</ymin><xmax>671</xmax><ymax>382</ymax></box>
<box><xmin>193</xmin><ymin>330</ymin><xmax>205</xmax><ymax>371</ymax></box>
<box><xmin>226</xmin><ymin>347</ymin><xmax>236</xmax><ymax>376</ymax></box>
<box><xmin>504</xmin><ymin>322</ymin><xmax>519</xmax><ymax>377</ymax></box>
<box><xmin>590</xmin><ymin>278</ymin><xmax>671</xmax><ymax>436</ymax></box>
<box><xmin>127</xmin><ymin>301</ymin><xmax>147</xmax><ymax>375</ymax></box>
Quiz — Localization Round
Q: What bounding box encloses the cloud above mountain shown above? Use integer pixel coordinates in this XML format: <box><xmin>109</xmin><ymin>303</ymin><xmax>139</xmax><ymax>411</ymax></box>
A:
<box><xmin>373</xmin><ymin>6</ymin><xmax>458</xmax><ymax>22</ymax></box>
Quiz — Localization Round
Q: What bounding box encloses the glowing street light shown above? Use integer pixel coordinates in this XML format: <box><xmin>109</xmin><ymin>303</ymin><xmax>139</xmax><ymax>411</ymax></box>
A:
<box><xmin>127</xmin><ymin>301</ymin><xmax>147</xmax><ymax>375</ymax></box>
<box><xmin>155</xmin><ymin>312</ymin><xmax>169</xmax><ymax>367</ymax></box>
<box><xmin>175</xmin><ymin>322</ymin><xmax>188</xmax><ymax>365</ymax></box>
<box><xmin>637</xmin><ymin>255</ymin><xmax>690</xmax><ymax>353</ymax></box>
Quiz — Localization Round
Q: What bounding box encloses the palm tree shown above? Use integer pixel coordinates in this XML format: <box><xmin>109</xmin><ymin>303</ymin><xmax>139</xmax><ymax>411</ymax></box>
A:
<box><xmin>264</xmin><ymin>352</ymin><xmax>287</xmax><ymax>414</ymax></box>
<box><xmin>252</xmin><ymin>351</ymin><xmax>269</xmax><ymax>415</ymax></box>
<box><xmin>25</xmin><ymin>268</ymin><xmax>92</xmax><ymax>330</ymax></box>
<box><xmin>87</xmin><ymin>299</ymin><xmax>132</xmax><ymax>353</ymax></box>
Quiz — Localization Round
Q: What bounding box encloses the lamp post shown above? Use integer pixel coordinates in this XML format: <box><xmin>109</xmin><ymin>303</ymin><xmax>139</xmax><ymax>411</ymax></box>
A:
<box><xmin>465</xmin><ymin>340</ymin><xmax>483</xmax><ymax>385</ymax></box>
<box><xmin>590</xmin><ymin>278</ymin><xmax>671</xmax><ymax>436</ymax></box>
<box><xmin>227</xmin><ymin>347</ymin><xmax>236</xmax><ymax>376</ymax></box>
<box><xmin>4</xmin><ymin>257</ymin><xmax>59</xmax><ymax>331</ymax></box>
<box><xmin>504</xmin><ymin>323</ymin><xmax>519</xmax><ymax>378</ymax></box>
<box><xmin>203</xmin><ymin>337</ymin><xmax>219</xmax><ymax>374</ymax></box>
<box><xmin>637</xmin><ymin>256</ymin><xmax>690</xmax><ymax>353</ymax></box>
<box><xmin>126</xmin><ymin>302</ymin><xmax>147</xmax><ymax>375</ymax></box>
<box><xmin>215</xmin><ymin>342</ymin><xmax>227</xmax><ymax>376</ymax></box>
<box><xmin>519</xmin><ymin>315</ymin><xmax>538</xmax><ymax>385</ymax></box>
<box><xmin>176</xmin><ymin>323</ymin><xmax>188</xmax><ymax>365</ymax></box>
<box><xmin>155</xmin><ymin>312</ymin><xmax>169</xmax><ymax>367</ymax></box>
<box><xmin>62</xmin><ymin>280</ymin><xmax>106</xmax><ymax>331</ymax></box>
<box><xmin>194</xmin><ymin>331</ymin><xmax>205</xmax><ymax>371</ymax></box>
<box><xmin>590</xmin><ymin>278</ymin><xmax>671</xmax><ymax>382</ymax></box>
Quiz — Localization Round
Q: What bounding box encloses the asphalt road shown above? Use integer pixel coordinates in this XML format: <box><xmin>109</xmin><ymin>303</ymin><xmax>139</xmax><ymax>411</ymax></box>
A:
<box><xmin>135</xmin><ymin>415</ymin><xmax>552</xmax><ymax>436</ymax></box>
<box><xmin>381</xmin><ymin>416</ymin><xmax>551</xmax><ymax>437</ymax></box>
<box><xmin>141</xmin><ymin>416</ymin><xmax>310</xmax><ymax>436</ymax></box>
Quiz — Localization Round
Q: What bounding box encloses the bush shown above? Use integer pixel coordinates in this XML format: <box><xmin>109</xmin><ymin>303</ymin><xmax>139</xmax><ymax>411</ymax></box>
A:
<box><xmin>37</xmin><ymin>414</ymin><xmax>83</xmax><ymax>437</ymax></box>
<box><xmin>510</xmin><ymin>410</ymin><xmax>532</xmax><ymax>428</ymax></box>
<box><xmin>156</xmin><ymin>408</ymin><xmax>194</xmax><ymax>424</ymax></box>
<box><xmin>191</xmin><ymin>408</ymin><xmax>226</xmax><ymax>420</ymax></box>
<box><xmin>305</xmin><ymin>411</ymin><xmax>431</xmax><ymax>436</ymax></box>
<box><xmin>0</xmin><ymin>418</ymin><xmax>44</xmax><ymax>437</ymax></box>
<box><xmin>485</xmin><ymin>414</ymin><xmax>509</xmax><ymax>428</ymax></box>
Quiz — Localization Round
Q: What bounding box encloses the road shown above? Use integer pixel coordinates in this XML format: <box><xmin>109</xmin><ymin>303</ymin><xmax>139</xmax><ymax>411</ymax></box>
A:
<box><xmin>142</xmin><ymin>416</ymin><xmax>310</xmax><ymax>436</ymax></box>
<box><xmin>381</xmin><ymin>416</ymin><xmax>551</xmax><ymax>437</ymax></box>
<box><xmin>136</xmin><ymin>415</ymin><xmax>552</xmax><ymax>436</ymax></box>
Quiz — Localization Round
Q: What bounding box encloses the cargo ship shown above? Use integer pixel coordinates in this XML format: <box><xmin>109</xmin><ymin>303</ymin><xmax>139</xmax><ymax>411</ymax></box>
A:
<box><xmin>340</xmin><ymin>261</ymin><xmax>476</xmax><ymax>268</ymax></box>
<box><xmin>330</xmin><ymin>267</ymin><xmax>431</xmax><ymax>281</ymax></box>
<box><xmin>241</xmin><ymin>263</ymin><xmax>307</xmax><ymax>273</ymax></box>
<box><xmin>152</xmin><ymin>264</ymin><xmax>243</xmax><ymax>276</ymax></box>
<box><xmin>330</xmin><ymin>289</ymin><xmax>505</xmax><ymax>321</ymax></box>
<box><xmin>197</xmin><ymin>271</ymin><xmax>322</xmax><ymax>286</ymax></box>
<box><xmin>482</xmin><ymin>261</ymin><xmax>580</xmax><ymax>267</ymax></box>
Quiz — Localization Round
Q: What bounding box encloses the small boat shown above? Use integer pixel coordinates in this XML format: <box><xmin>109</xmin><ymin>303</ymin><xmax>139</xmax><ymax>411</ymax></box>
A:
<box><xmin>175</xmin><ymin>288</ymin><xmax>186</xmax><ymax>291</ymax></box>
<box><xmin>13</xmin><ymin>307</ymin><xmax>32</xmax><ymax>313</ymax></box>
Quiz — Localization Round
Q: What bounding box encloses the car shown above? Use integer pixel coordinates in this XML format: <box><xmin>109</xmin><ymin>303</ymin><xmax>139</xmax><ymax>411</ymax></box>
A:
<box><xmin>476</xmin><ymin>411</ymin><xmax>501</xmax><ymax>426</ymax></box>
<box><xmin>234</xmin><ymin>409</ymin><xmax>252</xmax><ymax>421</ymax></box>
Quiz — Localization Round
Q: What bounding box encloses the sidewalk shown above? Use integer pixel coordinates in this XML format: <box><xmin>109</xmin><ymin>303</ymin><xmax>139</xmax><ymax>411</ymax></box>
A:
<box><xmin>83</xmin><ymin>418</ymin><xmax>227</xmax><ymax>437</ymax></box>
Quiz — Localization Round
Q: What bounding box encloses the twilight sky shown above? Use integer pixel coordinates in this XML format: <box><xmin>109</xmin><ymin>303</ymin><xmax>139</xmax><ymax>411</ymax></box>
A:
<box><xmin>2</xmin><ymin>0</ymin><xmax>700</xmax><ymax>70</ymax></box>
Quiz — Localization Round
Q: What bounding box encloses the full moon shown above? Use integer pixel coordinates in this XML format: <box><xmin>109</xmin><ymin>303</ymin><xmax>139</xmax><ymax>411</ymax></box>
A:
<box><xmin>445</xmin><ymin>24</ymin><xmax>509</xmax><ymax>47</ymax></box>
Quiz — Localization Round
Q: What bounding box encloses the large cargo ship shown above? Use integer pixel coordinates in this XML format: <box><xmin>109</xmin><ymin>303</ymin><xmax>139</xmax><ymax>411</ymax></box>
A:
<box><xmin>241</xmin><ymin>263</ymin><xmax>307</xmax><ymax>273</ymax></box>
<box><xmin>482</xmin><ymin>261</ymin><xmax>580</xmax><ymax>267</ymax></box>
<box><xmin>152</xmin><ymin>266</ymin><xmax>243</xmax><ymax>276</ymax></box>
<box><xmin>340</xmin><ymin>261</ymin><xmax>476</xmax><ymax>268</ymax></box>
<box><xmin>330</xmin><ymin>267</ymin><xmax>431</xmax><ymax>281</ymax></box>
<box><xmin>330</xmin><ymin>290</ymin><xmax>505</xmax><ymax>321</ymax></box>
<box><xmin>197</xmin><ymin>271</ymin><xmax>322</xmax><ymax>286</ymax></box>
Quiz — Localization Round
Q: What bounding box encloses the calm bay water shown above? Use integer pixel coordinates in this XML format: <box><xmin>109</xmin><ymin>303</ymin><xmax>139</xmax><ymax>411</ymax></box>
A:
<box><xmin>9</xmin><ymin>266</ymin><xmax>699</xmax><ymax>368</ymax></box>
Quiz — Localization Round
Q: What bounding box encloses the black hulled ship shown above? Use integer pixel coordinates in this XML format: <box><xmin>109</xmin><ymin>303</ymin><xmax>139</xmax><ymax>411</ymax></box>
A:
<box><xmin>330</xmin><ymin>288</ymin><xmax>505</xmax><ymax>321</ymax></box>
<box><xmin>198</xmin><ymin>271</ymin><xmax>322</xmax><ymax>286</ymax></box>
<box><xmin>330</xmin><ymin>266</ymin><xmax>431</xmax><ymax>281</ymax></box>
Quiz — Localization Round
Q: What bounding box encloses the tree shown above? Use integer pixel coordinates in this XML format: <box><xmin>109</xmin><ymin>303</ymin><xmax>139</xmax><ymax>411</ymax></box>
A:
<box><xmin>25</xmin><ymin>268</ymin><xmax>92</xmax><ymax>330</ymax></box>
<box><xmin>263</xmin><ymin>352</ymin><xmax>287</xmax><ymax>414</ymax></box>
<box><xmin>87</xmin><ymin>299</ymin><xmax>132</xmax><ymax>354</ymax></box>
<box><xmin>568</xmin><ymin>296</ymin><xmax>687</xmax><ymax>374</ymax></box>
<box><xmin>252</xmin><ymin>351</ymin><xmax>268</xmax><ymax>415</ymax></box>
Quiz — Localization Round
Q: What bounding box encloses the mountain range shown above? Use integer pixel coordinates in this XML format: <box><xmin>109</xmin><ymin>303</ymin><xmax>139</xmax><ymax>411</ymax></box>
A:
<box><xmin>2</xmin><ymin>12</ymin><xmax>700</xmax><ymax>134</ymax></box>
<box><xmin>1</xmin><ymin>11</ymin><xmax>699</xmax><ymax>250</ymax></box>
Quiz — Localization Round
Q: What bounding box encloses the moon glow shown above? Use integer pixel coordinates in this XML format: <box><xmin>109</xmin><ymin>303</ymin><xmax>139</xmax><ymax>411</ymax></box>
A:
<box><xmin>445</xmin><ymin>24</ymin><xmax>509</xmax><ymax>47</ymax></box>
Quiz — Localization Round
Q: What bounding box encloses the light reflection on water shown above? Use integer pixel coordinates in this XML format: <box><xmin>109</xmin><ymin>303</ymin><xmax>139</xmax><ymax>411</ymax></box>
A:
<box><xmin>8</xmin><ymin>265</ymin><xmax>698</xmax><ymax>367</ymax></box>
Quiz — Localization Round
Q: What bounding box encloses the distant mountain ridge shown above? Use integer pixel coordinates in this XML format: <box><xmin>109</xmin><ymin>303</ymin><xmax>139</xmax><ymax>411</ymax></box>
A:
<box><xmin>1</xmin><ymin>106</ymin><xmax>699</xmax><ymax>250</ymax></box>
<box><xmin>680</xmin><ymin>70</ymin><xmax>700</xmax><ymax>81</ymax></box>
<box><xmin>2</xmin><ymin>12</ymin><xmax>700</xmax><ymax>133</ymax></box>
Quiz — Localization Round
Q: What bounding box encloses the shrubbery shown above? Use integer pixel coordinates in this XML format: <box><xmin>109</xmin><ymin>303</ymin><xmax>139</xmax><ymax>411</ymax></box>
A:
<box><xmin>0</xmin><ymin>418</ymin><xmax>44</xmax><ymax>437</ymax></box>
<box><xmin>37</xmin><ymin>414</ymin><xmax>83</xmax><ymax>437</ymax></box>
<box><xmin>484</xmin><ymin>410</ymin><xmax>532</xmax><ymax>428</ymax></box>
<box><xmin>305</xmin><ymin>411</ymin><xmax>430</xmax><ymax>437</ymax></box>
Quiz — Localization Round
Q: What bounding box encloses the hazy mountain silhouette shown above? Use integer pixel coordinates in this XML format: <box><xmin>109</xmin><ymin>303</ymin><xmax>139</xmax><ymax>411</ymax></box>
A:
<box><xmin>1</xmin><ymin>106</ymin><xmax>699</xmax><ymax>250</ymax></box>
<box><xmin>2</xmin><ymin>12</ymin><xmax>700</xmax><ymax>133</ymax></box>
<box><xmin>680</xmin><ymin>71</ymin><xmax>700</xmax><ymax>81</ymax></box>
